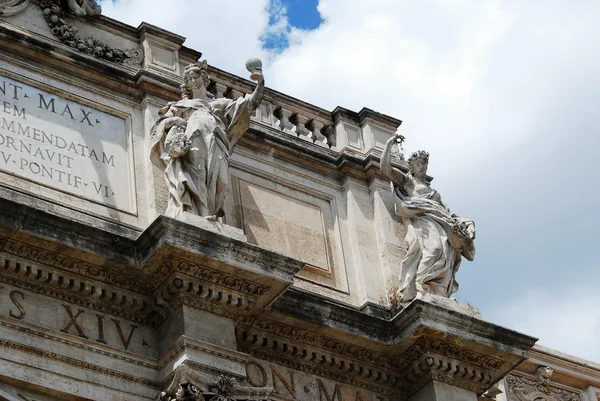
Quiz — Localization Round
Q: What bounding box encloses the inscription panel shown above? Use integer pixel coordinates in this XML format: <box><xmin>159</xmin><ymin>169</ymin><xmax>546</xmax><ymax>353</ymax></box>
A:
<box><xmin>0</xmin><ymin>75</ymin><xmax>136</xmax><ymax>213</ymax></box>
<box><xmin>0</xmin><ymin>283</ymin><xmax>156</xmax><ymax>358</ymax></box>
<box><xmin>245</xmin><ymin>360</ymin><xmax>394</xmax><ymax>401</ymax></box>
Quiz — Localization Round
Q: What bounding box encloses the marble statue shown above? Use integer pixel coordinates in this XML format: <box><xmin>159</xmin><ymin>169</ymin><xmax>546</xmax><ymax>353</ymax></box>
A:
<box><xmin>66</xmin><ymin>0</ymin><xmax>101</xmax><ymax>16</ymax></box>
<box><xmin>381</xmin><ymin>133</ymin><xmax>476</xmax><ymax>306</ymax></box>
<box><xmin>150</xmin><ymin>59</ymin><xmax>265</xmax><ymax>220</ymax></box>
<box><xmin>0</xmin><ymin>0</ymin><xmax>30</xmax><ymax>16</ymax></box>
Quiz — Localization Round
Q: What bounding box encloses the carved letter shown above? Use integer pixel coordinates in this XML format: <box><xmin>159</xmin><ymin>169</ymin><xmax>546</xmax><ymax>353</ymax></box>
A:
<box><xmin>245</xmin><ymin>361</ymin><xmax>268</xmax><ymax>387</ymax></box>
<box><xmin>60</xmin><ymin>304</ymin><xmax>88</xmax><ymax>339</ymax></box>
<box><xmin>96</xmin><ymin>315</ymin><xmax>107</xmax><ymax>344</ymax></box>
<box><xmin>317</xmin><ymin>379</ymin><xmax>342</xmax><ymax>401</ymax></box>
<box><xmin>271</xmin><ymin>365</ymin><xmax>296</xmax><ymax>398</ymax></box>
<box><xmin>38</xmin><ymin>94</ymin><xmax>56</xmax><ymax>113</ymax></box>
<box><xmin>79</xmin><ymin>109</ymin><xmax>93</xmax><ymax>126</ymax></box>
<box><xmin>112</xmin><ymin>319</ymin><xmax>137</xmax><ymax>350</ymax></box>
<box><xmin>60</xmin><ymin>104</ymin><xmax>75</xmax><ymax>121</ymax></box>
<box><xmin>9</xmin><ymin>290</ymin><xmax>25</xmax><ymax>320</ymax></box>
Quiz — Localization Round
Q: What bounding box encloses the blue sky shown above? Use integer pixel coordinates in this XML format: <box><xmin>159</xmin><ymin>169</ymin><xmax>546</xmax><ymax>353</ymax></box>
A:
<box><xmin>262</xmin><ymin>0</ymin><xmax>323</xmax><ymax>51</ymax></box>
<box><xmin>100</xmin><ymin>0</ymin><xmax>600</xmax><ymax>361</ymax></box>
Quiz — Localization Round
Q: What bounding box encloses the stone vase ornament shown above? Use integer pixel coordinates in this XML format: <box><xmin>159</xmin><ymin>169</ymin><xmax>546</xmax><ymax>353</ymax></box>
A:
<box><xmin>150</xmin><ymin>58</ymin><xmax>265</xmax><ymax>220</ymax></box>
<box><xmin>380</xmin><ymin>133</ymin><xmax>476</xmax><ymax>307</ymax></box>
<box><xmin>245</xmin><ymin>58</ymin><xmax>263</xmax><ymax>81</ymax></box>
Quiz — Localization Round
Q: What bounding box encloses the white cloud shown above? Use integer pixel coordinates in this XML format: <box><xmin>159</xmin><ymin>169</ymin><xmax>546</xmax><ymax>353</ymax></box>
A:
<box><xmin>265</xmin><ymin>0</ymin><xmax>522</xmax><ymax>170</ymax></box>
<box><xmin>100</xmin><ymin>0</ymin><xmax>271</xmax><ymax>76</ymax></box>
<box><xmin>99</xmin><ymin>0</ymin><xmax>600</xmax><ymax>361</ymax></box>
<box><xmin>493</xmin><ymin>287</ymin><xmax>600</xmax><ymax>362</ymax></box>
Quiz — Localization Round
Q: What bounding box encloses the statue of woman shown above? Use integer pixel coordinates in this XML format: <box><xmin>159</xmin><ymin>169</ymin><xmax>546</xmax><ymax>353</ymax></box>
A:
<box><xmin>380</xmin><ymin>133</ymin><xmax>476</xmax><ymax>306</ymax></box>
<box><xmin>65</xmin><ymin>0</ymin><xmax>101</xmax><ymax>16</ymax></box>
<box><xmin>150</xmin><ymin>59</ymin><xmax>265</xmax><ymax>220</ymax></box>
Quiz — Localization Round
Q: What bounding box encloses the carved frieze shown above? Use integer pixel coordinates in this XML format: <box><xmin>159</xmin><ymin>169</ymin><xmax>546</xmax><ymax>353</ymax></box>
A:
<box><xmin>506</xmin><ymin>367</ymin><xmax>581</xmax><ymax>401</ymax></box>
<box><xmin>159</xmin><ymin>366</ymin><xmax>272</xmax><ymax>401</ymax></box>
<box><xmin>38</xmin><ymin>0</ymin><xmax>143</xmax><ymax>65</ymax></box>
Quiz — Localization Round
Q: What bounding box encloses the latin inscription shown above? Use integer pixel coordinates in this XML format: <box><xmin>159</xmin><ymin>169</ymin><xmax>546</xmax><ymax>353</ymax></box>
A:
<box><xmin>0</xmin><ymin>286</ymin><xmax>146</xmax><ymax>353</ymax></box>
<box><xmin>245</xmin><ymin>361</ymin><xmax>390</xmax><ymax>401</ymax></box>
<box><xmin>0</xmin><ymin>76</ymin><xmax>135</xmax><ymax>213</ymax></box>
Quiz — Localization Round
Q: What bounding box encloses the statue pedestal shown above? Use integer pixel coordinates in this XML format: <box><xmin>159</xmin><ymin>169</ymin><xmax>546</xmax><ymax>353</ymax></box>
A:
<box><xmin>178</xmin><ymin>212</ymin><xmax>247</xmax><ymax>242</ymax></box>
<box><xmin>420</xmin><ymin>293</ymin><xmax>483</xmax><ymax>319</ymax></box>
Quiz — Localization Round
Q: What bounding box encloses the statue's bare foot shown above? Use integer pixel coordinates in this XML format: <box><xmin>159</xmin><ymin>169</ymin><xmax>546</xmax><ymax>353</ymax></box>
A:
<box><xmin>206</xmin><ymin>215</ymin><xmax>217</xmax><ymax>221</ymax></box>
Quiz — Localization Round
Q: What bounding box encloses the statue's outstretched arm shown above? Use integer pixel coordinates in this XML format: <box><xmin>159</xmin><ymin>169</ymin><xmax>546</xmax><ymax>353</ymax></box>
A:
<box><xmin>248</xmin><ymin>73</ymin><xmax>265</xmax><ymax>112</ymax></box>
<box><xmin>381</xmin><ymin>133</ymin><xmax>407</xmax><ymax>185</ymax></box>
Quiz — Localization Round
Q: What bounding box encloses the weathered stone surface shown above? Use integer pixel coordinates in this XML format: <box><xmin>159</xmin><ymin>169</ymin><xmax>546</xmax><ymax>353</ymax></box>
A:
<box><xmin>0</xmin><ymin>3</ymin><xmax>597</xmax><ymax>401</ymax></box>
<box><xmin>410</xmin><ymin>381</ymin><xmax>478</xmax><ymax>401</ymax></box>
<box><xmin>381</xmin><ymin>133</ymin><xmax>476</xmax><ymax>306</ymax></box>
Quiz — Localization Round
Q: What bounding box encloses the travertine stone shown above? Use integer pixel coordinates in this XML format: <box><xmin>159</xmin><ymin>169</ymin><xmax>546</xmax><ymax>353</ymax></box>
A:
<box><xmin>0</xmin><ymin>74</ymin><xmax>136</xmax><ymax>213</ymax></box>
<box><xmin>359</xmin><ymin>107</ymin><xmax>403</xmax><ymax>152</ymax></box>
<box><xmin>178</xmin><ymin>212</ymin><xmax>247</xmax><ymax>242</ymax></box>
<box><xmin>410</xmin><ymin>381</ymin><xmax>478</xmax><ymax>401</ymax></box>
<box><xmin>140</xmin><ymin>24</ymin><xmax>185</xmax><ymax>75</ymax></box>
<box><xmin>421</xmin><ymin>293</ymin><xmax>483</xmax><ymax>319</ymax></box>
<box><xmin>3</xmin><ymin>4</ymin><xmax>598</xmax><ymax>401</ymax></box>
<box><xmin>237</xmin><ymin>179</ymin><xmax>329</xmax><ymax>269</ymax></box>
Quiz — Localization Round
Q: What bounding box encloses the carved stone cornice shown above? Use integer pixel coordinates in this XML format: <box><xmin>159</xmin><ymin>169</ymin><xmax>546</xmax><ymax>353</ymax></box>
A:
<box><xmin>0</xmin><ymin>258</ymin><xmax>163</xmax><ymax>326</ymax></box>
<box><xmin>150</xmin><ymin>257</ymin><xmax>268</xmax><ymax>297</ymax></box>
<box><xmin>0</xmin><ymin>196</ymin><xmax>302</xmax><ymax>326</ymax></box>
<box><xmin>238</xmin><ymin>316</ymin><xmax>509</xmax><ymax>398</ymax></box>
<box><xmin>0</xmin><ymin>237</ymin><xmax>151</xmax><ymax>294</ymax></box>
<box><xmin>154</xmin><ymin>277</ymin><xmax>252</xmax><ymax>321</ymax></box>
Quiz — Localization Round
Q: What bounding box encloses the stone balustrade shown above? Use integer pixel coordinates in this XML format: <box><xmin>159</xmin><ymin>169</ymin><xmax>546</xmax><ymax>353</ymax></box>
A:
<box><xmin>207</xmin><ymin>68</ymin><xmax>401</xmax><ymax>153</ymax></box>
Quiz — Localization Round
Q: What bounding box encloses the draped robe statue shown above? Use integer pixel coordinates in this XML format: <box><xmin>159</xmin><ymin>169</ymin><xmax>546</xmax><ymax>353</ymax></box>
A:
<box><xmin>380</xmin><ymin>134</ymin><xmax>476</xmax><ymax>306</ymax></box>
<box><xmin>150</xmin><ymin>60</ymin><xmax>264</xmax><ymax>220</ymax></box>
<box><xmin>66</xmin><ymin>0</ymin><xmax>101</xmax><ymax>16</ymax></box>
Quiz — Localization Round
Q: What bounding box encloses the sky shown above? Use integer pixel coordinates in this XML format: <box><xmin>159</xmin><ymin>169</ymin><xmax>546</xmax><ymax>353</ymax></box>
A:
<box><xmin>100</xmin><ymin>0</ymin><xmax>600</xmax><ymax>362</ymax></box>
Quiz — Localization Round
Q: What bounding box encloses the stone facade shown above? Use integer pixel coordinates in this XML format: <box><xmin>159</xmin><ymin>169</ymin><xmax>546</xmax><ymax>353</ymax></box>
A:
<box><xmin>0</xmin><ymin>4</ymin><xmax>597</xmax><ymax>401</ymax></box>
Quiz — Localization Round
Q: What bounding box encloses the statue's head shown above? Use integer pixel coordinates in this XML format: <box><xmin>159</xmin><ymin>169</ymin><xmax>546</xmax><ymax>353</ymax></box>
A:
<box><xmin>535</xmin><ymin>366</ymin><xmax>553</xmax><ymax>386</ymax></box>
<box><xmin>408</xmin><ymin>150</ymin><xmax>429</xmax><ymax>176</ymax></box>
<box><xmin>181</xmin><ymin>60</ymin><xmax>210</xmax><ymax>98</ymax></box>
